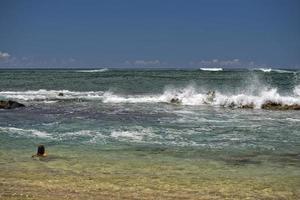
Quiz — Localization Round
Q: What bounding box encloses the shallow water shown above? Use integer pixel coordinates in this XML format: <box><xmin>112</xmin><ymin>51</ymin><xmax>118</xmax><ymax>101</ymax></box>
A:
<box><xmin>0</xmin><ymin>69</ymin><xmax>300</xmax><ymax>199</ymax></box>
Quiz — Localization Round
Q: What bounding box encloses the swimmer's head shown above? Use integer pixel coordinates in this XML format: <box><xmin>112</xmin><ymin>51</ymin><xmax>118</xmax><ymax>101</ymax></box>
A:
<box><xmin>37</xmin><ymin>144</ymin><xmax>45</xmax><ymax>156</ymax></box>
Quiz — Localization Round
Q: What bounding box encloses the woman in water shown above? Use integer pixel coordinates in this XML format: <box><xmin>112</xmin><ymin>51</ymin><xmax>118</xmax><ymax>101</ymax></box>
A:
<box><xmin>32</xmin><ymin>144</ymin><xmax>47</xmax><ymax>157</ymax></box>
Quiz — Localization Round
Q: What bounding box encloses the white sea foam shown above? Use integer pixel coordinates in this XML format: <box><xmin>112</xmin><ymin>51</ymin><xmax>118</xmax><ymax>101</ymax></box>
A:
<box><xmin>103</xmin><ymin>86</ymin><xmax>300</xmax><ymax>109</ymax></box>
<box><xmin>285</xmin><ymin>118</ymin><xmax>300</xmax><ymax>122</ymax></box>
<box><xmin>76</xmin><ymin>68</ymin><xmax>109</xmax><ymax>73</ymax></box>
<box><xmin>253</xmin><ymin>68</ymin><xmax>295</xmax><ymax>73</ymax></box>
<box><xmin>294</xmin><ymin>85</ymin><xmax>300</xmax><ymax>96</ymax></box>
<box><xmin>110</xmin><ymin>127</ymin><xmax>159</xmax><ymax>142</ymax></box>
<box><xmin>63</xmin><ymin>130</ymin><xmax>95</xmax><ymax>137</ymax></box>
<box><xmin>60</xmin><ymin>130</ymin><xmax>107</xmax><ymax>142</ymax></box>
<box><xmin>102</xmin><ymin>92</ymin><xmax>160</xmax><ymax>104</ymax></box>
<box><xmin>254</xmin><ymin>68</ymin><xmax>272</xmax><ymax>73</ymax></box>
<box><xmin>0</xmin><ymin>127</ymin><xmax>51</xmax><ymax>138</ymax></box>
<box><xmin>272</xmin><ymin>69</ymin><xmax>295</xmax><ymax>73</ymax></box>
<box><xmin>1</xmin><ymin>85</ymin><xmax>299</xmax><ymax>109</ymax></box>
<box><xmin>0</xmin><ymin>89</ymin><xmax>104</xmax><ymax>101</ymax></box>
<box><xmin>200</xmin><ymin>68</ymin><xmax>223</xmax><ymax>71</ymax></box>
<box><xmin>213</xmin><ymin>88</ymin><xmax>300</xmax><ymax>108</ymax></box>
<box><xmin>102</xmin><ymin>85</ymin><xmax>207</xmax><ymax>105</ymax></box>
<box><xmin>111</xmin><ymin>131</ymin><xmax>145</xmax><ymax>141</ymax></box>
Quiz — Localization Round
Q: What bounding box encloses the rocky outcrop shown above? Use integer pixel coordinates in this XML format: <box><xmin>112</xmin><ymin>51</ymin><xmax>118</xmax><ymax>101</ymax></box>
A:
<box><xmin>221</xmin><ymin>101</ymin><xmax>300</xmax><ymax>110</ymax></box>
<box><xmin>261</xmin><ymin>101</ymin><xmax>300</xmax><ymax>110</ymax></box>
<box><xmin>240</xmin><ymin>104</ymin><xmax>254</xmax><ymax>109</ymax></box>
<box><xmin>0</xmin><ymin>100</ymin><xmax>25</xmax><ymax>109</ymax></box>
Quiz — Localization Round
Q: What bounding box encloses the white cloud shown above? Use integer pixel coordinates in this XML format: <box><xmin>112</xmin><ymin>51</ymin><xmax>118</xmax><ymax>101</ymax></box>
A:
<box><xmin>125</xmin><ymin>59</ymin><xmax>161</xmax><ymax>66</ymax></box>
<box><xmin>192</xmin><ymin>58</ymin><xmax>245</xmax><ymax>68</ymax></box>
<box><xmin>134</xmin><ymin>59</ymin><xmax>160</xmax><ymax>66</ymax></box>
<box><xmin>0</xmin><ymin>51</ymin><xmax>10</xmax><ymax>60</ymax></box>
<box><xmin>190</xmin><ymin>58</ymin><xmax>269</xmax><ymax>68</ymax></box>
<box><xmin>0</xmin><ymin>55</ymin><xmax>81</xmax><ymax>68</ymax></box>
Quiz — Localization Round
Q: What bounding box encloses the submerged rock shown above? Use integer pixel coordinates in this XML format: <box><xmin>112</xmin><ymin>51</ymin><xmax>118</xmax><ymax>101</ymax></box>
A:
<box><xmin>58</xmin><ymin>92</ymin><xmax>64</xmax><ymax>96</ymax></box>
<box><xmin>223</xmin><ymin>156</ymin><xmax>261</xmax><ymax>165</ymax></box>
<box><xmin>0</xmin><ymin>100</ymin><xmax>25</xmax><ymax>109</ymax></box>
<box><xmin>240</xmin><ymin>103</ymin><xmax>254</xmax><ymax>109</ymax></box>
<box><xmin>223</xmin><ymin>101</ymin><xmax>300</xmax><ymax>110</ymax></box>
<box><xmin>261</xmin><ymin>101</ymin><xmax>300</xmax><ymax>110</ymax></box>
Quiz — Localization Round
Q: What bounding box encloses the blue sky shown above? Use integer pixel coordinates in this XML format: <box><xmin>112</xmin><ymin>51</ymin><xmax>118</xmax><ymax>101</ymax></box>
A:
<box><xmin>0</xmin><ymin>0</ymin><xmax>300</xmax><ymax>68</ymax></box>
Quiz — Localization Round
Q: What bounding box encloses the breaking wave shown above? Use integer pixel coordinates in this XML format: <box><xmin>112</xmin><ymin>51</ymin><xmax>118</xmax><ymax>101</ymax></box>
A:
<box><xmin>76</xmin><ymin>68</ymin><xmax>109</xmax><ymax>73</ymax></box>
<box><xmin>0</xmin><ymin>89</ymin><xmax>105</xmax><ymax>101</ymax></box>
<box><xmin>102</xmin><ymin>86</ymin><xmax>300</xmax><ymax>109</ymax></box>
<box><xmin>254</xmin><ymin>68</ymin><xmax>272</xmax><ymax>73</ymax></box>
<box><xmin>294</xmin><ymin>85</ymin><xmax>300</xmax><ymax>96</ymax></box>
<box><xmin>253</xmin><ymin>68</ymin><xmax>295</xmax><ymax>73</ymax></box>
<box><xmin>1</xmin><ymin>85</ymin><xmax>300</xmax><ymax>109</ymax></box>
<box><xmin>200</xmin><ymin>68</ymin><xmax>223</xmax><ymax>71</ymax></box>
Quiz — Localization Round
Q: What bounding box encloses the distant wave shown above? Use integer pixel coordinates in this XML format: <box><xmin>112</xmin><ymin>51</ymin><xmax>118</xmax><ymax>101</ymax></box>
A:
<box><xmin>254</xmin><ymin>68</ymin><xmax>272</xmax><ymax>73</ymax></box>
<box><xmin>253</xmin><ymin>68</ymin><xmax>295</xmax><ymax>73</ymax></box>
<box><xmin>200</xmin><ymin>68</ymin><xmax>223</xmax><ymax>71</ymax></box>
<box><xmin>1</xmin><ymin>86</ymin><xmax>300</xmax><ymax>110</ymax></box>
<box><xmin>76</xmin><ymin>68</ymin><xmax>109</xmax><ymax>73</ymax></box>
<box><xmin>272</xmin><ymin>69</ymin><xmax>295</xmax><ymax>73</ymax></box>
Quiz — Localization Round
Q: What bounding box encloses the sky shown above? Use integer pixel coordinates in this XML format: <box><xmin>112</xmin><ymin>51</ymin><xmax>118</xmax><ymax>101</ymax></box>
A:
<box><xmin>0</xmin><ymin>0</ymin><xmax>300</xmax><ymax>68</ymax></box>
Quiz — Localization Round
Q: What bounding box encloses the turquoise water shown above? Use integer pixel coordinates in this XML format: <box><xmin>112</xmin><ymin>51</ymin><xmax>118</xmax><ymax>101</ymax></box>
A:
<box><xmin>0</xmin><ymin>68</ymin><xmax>300</xmax><ymax>199</ymax></box>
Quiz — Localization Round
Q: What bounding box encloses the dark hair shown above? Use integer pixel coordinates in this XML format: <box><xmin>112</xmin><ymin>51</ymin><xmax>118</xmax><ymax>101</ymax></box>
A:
<box><xmin>37</xmin><ymin>145</ymin><xmax>45</xmax><ymax>155</ymax></box>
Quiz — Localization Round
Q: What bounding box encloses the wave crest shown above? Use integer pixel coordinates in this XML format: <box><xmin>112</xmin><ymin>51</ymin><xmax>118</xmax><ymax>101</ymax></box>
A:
<box><xmin>0</xmin><ymin>89</ymin><xmax>104</xmax><ymax>101</ymax></box>
<box><xmin>76</xmin><ymin>68</ymin><xmax>109</xmax><ymax>73</ymax></box>
<box><xmin>1</xmin><ymin>86</ymin><xmax>300</xmax><ymax>110</ymax></box>
<box><xmin>253</xmin><ymin>68</ymin><xmax>296</xmax><ymax>73</ymax></box>
<box><xmin>200</xmin><ymin>68</ymin><xmax>223</xmax><ymax>71</ymax></box>
<box><xmin>294</xmin><ymin>85</ymin><xmax>300</xmax><ymax>96</ymax></box>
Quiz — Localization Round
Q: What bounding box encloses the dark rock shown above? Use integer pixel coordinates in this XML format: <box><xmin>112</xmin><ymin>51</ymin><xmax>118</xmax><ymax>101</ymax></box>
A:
<box><xmin>240</xmin><ymin>103</ymin><xmax>254</xmax><ymax>109</ymax></box>
<box><xmin>58</xmin><ymin>92</ymin><xmax>64</xmax><ymax>96</ymax></box>
<box><xmin>0</xmin><ymin>100</ymin><xmax>25</xmax><ymax>109</ymax></box>
<box><xmin>170</xmin><ymin>98</ymin><xmax>181</xmax><ymax>104</ymax></box>
<box><xmin>262</xmin><ymin>101</ymin><xmax>300</xmax><ymax>110</ymax></box>
<box><xmin>228</xmin><ymin>102</ymin><xmax>235</xmax><ymax>109</ymax></box>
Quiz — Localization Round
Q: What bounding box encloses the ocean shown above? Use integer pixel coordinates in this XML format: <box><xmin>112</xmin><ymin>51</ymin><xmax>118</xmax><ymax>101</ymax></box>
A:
<box><xmin>0</xmin><ymin>68</ymin><xmax>300</xmax><ymax>199</ymax></box>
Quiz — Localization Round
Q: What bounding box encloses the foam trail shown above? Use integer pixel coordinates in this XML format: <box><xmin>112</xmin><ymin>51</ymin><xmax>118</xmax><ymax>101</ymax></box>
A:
<box><xmin>254</xmin><ymin>68</ymin><xmax>272</xmax><ymax>73</ymax></box>
<box><xmin>76</xmin><ymin>68</ymin><xmax>108</xmax><ymax>73</ymax></box>
<box><xmin>200</xmin><ymin>68</ymin><xmax>223</xmax><ymax>71</ymax></box>
<box><xmin>0</xmin><ymin>89</ymin><xmax>105</xmax><ymax>101</ymax></box>
<box><xmin>272</xmin><ymin>69</ymin><xmax>295</xmax><ymax>73</ymax></box>
<box><xmin>0</xmin><ymin>127</ymin><xmax>51</xmax><ymax>138</ymax></box>
<box><xmin>254</xmin><ymin>68</ymin><xmax>296</xmax><ymax>74</ymax></box>
<box><xmin>294</xmin><ymin>85</ymin><xmax>300</xmax><ymax>96</ymax></box>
